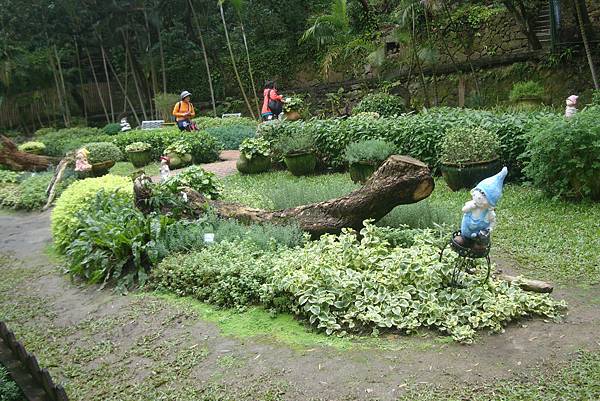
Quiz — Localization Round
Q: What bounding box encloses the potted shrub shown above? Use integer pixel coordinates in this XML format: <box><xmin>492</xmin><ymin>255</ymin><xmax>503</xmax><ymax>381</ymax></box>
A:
<box><xmin>283</xmin><ymin>97</ymin><xmax>303</xmax><ymax>121</ymax></box>
<box><xmin>237</xmin><ymin>137</ymin><xmax>271</xmax><ymax>174</ymax></box>
<box><xmin>509</xmin><ymin>81</ymin><xmax>545</xmax><ymax>108</ymax></box>
<box><xmin>18</xmin><ymin>141</ymin><xmax>46</xmax><ymax>155</ymax></box>
<box><xmin>344</xmin><ymin>139</ymin><xmax>396</xmax><ymax>184</ymax></box>
<box><xmin>278</xmin><ymin>131</ymin><xmax>317</xmax><ymax>176</ymax></box>
<box><xmin>84</xmin><ymin>142</ymin><xmax>124</xmax><ymax>177</ymax></box>
<box><xmin>440</xmin><ymin>126</ymin><xmax>502</xmax><ymax>191</ymax></box>
<box><xmin>352</xmin><ymin>92</ymin><xmax>406</xmax><ymax>117</ymax></box>
<box><xmin>125</xmin><ymin>142</ymin><xmax>153</xmax><ymax>167</ymax></box>
<box><xmin>163</xmin><ymin>140</ymin><xmax>193</xmax><ymax>169</ymax></box>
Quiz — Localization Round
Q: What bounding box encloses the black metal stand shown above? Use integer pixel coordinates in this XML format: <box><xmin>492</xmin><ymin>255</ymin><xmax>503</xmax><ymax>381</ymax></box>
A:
<box><xmin>439</xmin><ymin>231</ymin><xmax>492</xmax><ymax>287</ymax></box>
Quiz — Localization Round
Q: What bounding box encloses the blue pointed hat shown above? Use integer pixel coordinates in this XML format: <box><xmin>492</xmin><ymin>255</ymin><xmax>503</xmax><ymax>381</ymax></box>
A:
<box><xmin>474</xmin><ymin>167</ymin><xmax>508</xmax><ymax>207</ymax></box>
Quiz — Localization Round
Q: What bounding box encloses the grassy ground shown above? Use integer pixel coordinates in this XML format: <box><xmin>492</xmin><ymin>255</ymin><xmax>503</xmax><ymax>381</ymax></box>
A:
<box><xmin>109</xmin><ymin>161</ymin><xmax>161</xmax><ymax>177</ymax></box>
<box><xmin>223</xmin><ymin>172</ymin><xmax>600</xmax><ymax>286</ymax></box>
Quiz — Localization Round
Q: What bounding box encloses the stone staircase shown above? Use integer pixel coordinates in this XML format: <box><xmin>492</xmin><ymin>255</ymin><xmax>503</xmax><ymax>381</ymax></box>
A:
<box><xmin>533</xmin><ymin>1</ymin><xmax>553</xmax><ymax>50</ymax></box>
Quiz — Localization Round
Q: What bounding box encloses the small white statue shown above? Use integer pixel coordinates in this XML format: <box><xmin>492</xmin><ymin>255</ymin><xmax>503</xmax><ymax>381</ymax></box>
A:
<box><xmin>121</xmin><ymin>117</ymin><xmax>132</xmax><ymax>132</ymax></box>
<box><xmin>459</xmin><ymin>167</ymin><xmax>508</xmax><ymax>243</ymax></box>
<box><xmin>160</xmin><ymin>156</ymin><xmax>171</xmax><ymax>182</ymax></box>
<box><xmin>565</xmin><ymin>95</ymin><xmax>578</xmax><ymax>119</ymax></box>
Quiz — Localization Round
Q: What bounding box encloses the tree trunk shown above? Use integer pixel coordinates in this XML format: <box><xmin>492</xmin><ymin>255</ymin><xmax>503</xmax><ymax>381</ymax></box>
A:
<box><xmin>574</xmin><ymin>0</ymin><xmax>599</xmax><ymax>89</ymax></box>
<box><xmin>74</xmin><ymin>40</ymin><xmax>88</xmax><ymax>122</ymax></box>
<box><xmin>100</xmin><ymin>45</ymin><xmax>116</xmax><ymax>122</ymax></box>
<box><xmin>499</xmin><ymin>274</ymin><xmax>553</xmax><ymax>293</ymax></box>
<box><xmin>0</xmin><ymin>136</ymin><xmax>60</xmax><ymax>171</ymax></box>
<box><xmin>189</xmin><ymin>0</ymin><xmax>218</xmax><ymax>116</ymax></box>
<box><xmin>237</xmin><ymin>15</ymin><xmax>261</xmax><ymax>116</ymax></box>
<box><xmin>53</xmin><ymin>45</ymin><xmax>72</xmax><ymax>127</ymax></box>
<box><xmin>86</xmin><ymin>48</ymin><xmax>111</xmax><ymax>124</ymax></box>
<box><xmin>124</xmin><ymin>33</ymin><xmax>149</xmax><ymax>121</ymax></box>
<box><xmin>218</xmin><ymin>1</ymin><xmax>256</xmax><ymax>119</ymax></box>
<box><xmin>136</xmin><ymin>155</ymin><xmax>434</xmax><ymax>236</ymax></box>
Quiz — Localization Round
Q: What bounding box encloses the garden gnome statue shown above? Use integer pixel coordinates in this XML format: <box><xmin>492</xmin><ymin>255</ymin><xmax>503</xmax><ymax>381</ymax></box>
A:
<box><xmin>565</xmin><ymin>95</ymin><xmax>578</xmax><ymax>119</ymax></box>
<box><xmin>74</xmin><ymin>147</ymin><xmax>92</xmax><ymax>173</ymax></box>
<box><xmin>160</xmin><ymin>156</ymin><xmax>171</xmax><ymax>182</ymax></box>
<box><xmin>121</xmin><ymin>117</ymin><xmax>132</xmax><ymax>132</ymax></box>
<box><xmin>458</xmin><ymin>167</ymin><xmax>508</xmax><ymax>245</ymax></box>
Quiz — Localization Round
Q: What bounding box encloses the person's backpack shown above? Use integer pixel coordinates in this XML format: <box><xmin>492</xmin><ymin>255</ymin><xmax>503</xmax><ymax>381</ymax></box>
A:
<box><xmin>267</xmin><ymin>90</ymin><xmax>283</xmax><ymax>116</ymax></box>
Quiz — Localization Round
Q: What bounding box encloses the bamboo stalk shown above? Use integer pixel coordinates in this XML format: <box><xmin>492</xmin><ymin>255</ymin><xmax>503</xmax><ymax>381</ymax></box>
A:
<box><xmin>86</xmin><ymin>48</ymin><xmax>110</xmax><ymax>123</ymax></box>
<box><xmin>189</xmin><ymin>0</ymin><xmax>217</xmax><ymax>116</ymax></box>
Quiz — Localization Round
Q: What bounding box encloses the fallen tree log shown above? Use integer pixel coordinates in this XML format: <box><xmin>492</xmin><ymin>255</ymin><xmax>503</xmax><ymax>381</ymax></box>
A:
<box><xmin>134</xmin><ymin>155</ymin><xmax>435</xmax><ymax>236</ymax></box>
<box><xmin>0</xmin><ymin>135</ymin><xmax>59</xmax><ymax>171</ymax></box>
<box><xmin>498</xmin><ymin>274</ymin><xmax>554</xmax><ymax>293</ymax></box>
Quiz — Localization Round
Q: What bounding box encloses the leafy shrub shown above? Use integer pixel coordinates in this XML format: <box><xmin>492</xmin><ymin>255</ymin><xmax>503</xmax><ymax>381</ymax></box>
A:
<box><xmin>164</xmin><ymin>166</ymin><xmax>222</xmax><ymax>199</ymax></box>
<box><xmin>151</xmin><ymin>241</ymin><xmax>277</xmax><ymax>309</ymax></box>
<box><xmin>52</xmin><ymin>175</ymin><xmax>133</xmax><ymax>251</ymax></box>
<box><xmin>353</xmin><ymin>92</ymin><xmax>406</xmax><ymax>117</ymax></box>
<box><xmin>239</xmin><ymin>137</ymin><xmax>270</xmax><ymax>159</ymax></box>
<box><xmin>193</xmin><ymin>116</ymin><xmax>258</xmax><ymax>130</ymax></box>
<box><xmin>206</xmin><ymin>125</ymin><xmax>255</xmax><ymax>150</ymax></box>
<box><xmin>440</xmin><ymin>126</ymin><xmax>501</xmax><ymax>165</ymax></box>
<box><xmin>0</xmin><ymin>170</ymin><xmax>21</xmax><ymax>184</ymax></box>
<box><xmin>102</xmin><ymin>123</ymin><xmax>122</xmax><ymax>135</ymax></box>
<box><xmin>17</xmin><ymin>141</ymin><xmax>46</xmax><ymax>155</ymax></box>
<box><xmin>344</xmin><ymin>139</ymin><xmax>396</xmax><ymax>164</ymax></box>
<box><xmin>125</xmin><ymin>142</ymin><xmax>152</xmax><ymax>153</ymax></box>
<box><xmin>592</xmin><ymin>90</ymin><xmax>600</xmax><ymax>106</ymax></box>
<box><xmin>523</xmin><ymin>107</ymin><xmax>600</xmax><ymax>199</ymax></box>
<box><xmin>277</xmin><ymin>130</ymin><xmax>314</xmax><ymax>155</ymax></box>
<box><xmin>509</xmin><ymin>81</ymin><xmax>545</xmax><ymax>101</ymax></box>
<box><xmin>0</xmin><ymin>172</ymin><xmax>75</xmax><ymax>211</ymax></box>
<box><xmin>163</xmin><ymin>140</ymin><xmax>192</xmax><ymax>156</ymax></box>
<box><xmin>65</xmin><ymin>191</ymin><xmax>169</xmax><ymax>290</ymax></box>
<box><xmin>84</xmin><ymin>142</ymin><xmax>124</xmax><ymax>164</ymax></box>
<box><xmin>262</xmin><ymin>222</ymin><xmax>566</xmax><ymax>341</ymax></box>
<box><xmin>0</xmin><ymin>365</ymin><xmax>23</xmax><ymax>401</ymax></box>
<box><xmin>37</xmin><ymin>127</ymin><xmax>109</xmax><ymax>157</ymax></box>
<box><xmin>283</xmin><ymin>97</ymin><xmax>303</xmax><ymax>113</ymax></box>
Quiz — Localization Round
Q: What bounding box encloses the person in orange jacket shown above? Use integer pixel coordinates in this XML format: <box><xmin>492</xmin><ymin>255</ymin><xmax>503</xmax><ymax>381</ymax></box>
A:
<box><xmin>172</xmin><ymin>90</ymin><xmax>197</xmax><ymax>131</ymax></box>
<box><xmin>261</xmin><ymin>81</ymin><xmax>284</xmax><ymax>121</ymax></box>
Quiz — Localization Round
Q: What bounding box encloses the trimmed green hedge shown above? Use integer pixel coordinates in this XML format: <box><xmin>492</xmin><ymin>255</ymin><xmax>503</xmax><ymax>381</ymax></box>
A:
<box><xmin>259</xmin><ymin>108</ymin><xmax>559</xmax><ymax>178</ymax></box>
<box><xmin>193</xmin><ymin>116</ymin><xmax>258</xmax><ymax>130</ymax></box>
<box><xmin>37</xmin><ymin>127</ymin><xmax>111</xmax><ymax>157</ymax></box>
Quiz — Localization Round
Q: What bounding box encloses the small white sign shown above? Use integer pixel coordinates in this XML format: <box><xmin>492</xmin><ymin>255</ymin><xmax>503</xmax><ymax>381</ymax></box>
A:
<box><xmin>203</xmin><ymin>233</ymin><xmax>215</xmax><ymax>244</ymax></box>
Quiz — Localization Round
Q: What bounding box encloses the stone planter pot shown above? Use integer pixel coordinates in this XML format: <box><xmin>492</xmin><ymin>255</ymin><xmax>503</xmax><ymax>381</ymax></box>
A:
<box><xmin>441</xmin><ymin>159</ymin><xmax>502</xmax><ymax>191</ymax></box>
<box><xmin>284</xmin><ymin>152</ymin><xmax>317</xmax><ymax>176</ymax></box>
<box><xmin>236</xmin><ymin>153</ymin><xmax>271</xmax><ymax>174</ymax></box>
<box><xmin>91</xmin><ymin>160</ymin><xmax>116</xmax><ymax>177</ymax></box>
<box><xmin>284</xmin><ymin>111</ymin><xmax>301</xmax><ymax>121</ymax></box>
<box><xmin>127</xmin><ymin>150</ymin><xmax>153</xmax><ymax>168</ymax></box>
<box><xmin>166</xmin><ymin>152</ymin><xmax>192</xmax><ymax>169</ymax></box>
<box><xmin>515</xmin><ymin>97</ymin><xmax>543</xmax><ymax>109</ymax></box>
<box><xmin>349</xmin><ymin>161</ymin><xmax>379</xmax><ymax>184</ymax></box>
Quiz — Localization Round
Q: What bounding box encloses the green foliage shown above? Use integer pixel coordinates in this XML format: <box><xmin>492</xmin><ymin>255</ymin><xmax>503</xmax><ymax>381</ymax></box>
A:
<box><xmin>163</xmin><ymin>140</ymin><xmax>191</xmax><ymax>156</ymax></box>
<box><xmin>125</xmin><ymin>142</ymin><xmax>152</xmax><ymax>153</ymax></box>
<box><xmin>352</xmin><ymin>93</ymin><xmax>406</xmax><ymax>117</ymax></box>
<box><xmin>0</xmin><ymin>365</ymin><xmax>23</xmax><ymax>401</ymax></box>
<box><xmin>0</xmin><ymin>170</ymin><xmax>21</xmax><ymax>184</ymax></box>
<box><xmin>65</xmin><ymin>191</ymin><xmax>170</xmax><ymax>290</ymax></box>
<box><xmin>440</xmin><ymin>126</ymin><xmax>501</xmax><ymax>165</ymax></box>
<box><xmin>206</xmin><ymin>125</ymin><xmax>256</xmax><ymax>150</ymax></box>
<box><xmin>84</xmin><ymin>142</ymin><xmax>124</xmax><ymax>164</ymax></box>
<box><xmin>523</xmin><ymin>107</ymin><xmax>600</xmax><ymax>199</ymax></box>
<box><xmin>164</xmin><ymin>166</ymin><xmax>222</xmax><ymax>200</ymax></box>
<box><xmin>154</xmin><ymin>93</ymin><xmax>180</xmax><ymax>121</ymax></box>
<box><xmin>37</xmin><ymin>127</ymin><xmax>108</xmax><ymax>157</ymax></box>
<box><xmin>17</xmin><ymin>141</ymin><xmax>46</xmax><ymax>155</ymax></box>
<box><xmin>509</xmin><ymin>81</ymin><xmax>545</xmax><ymax>101</ymax></box>
<box><xmin>51</xmin><ymin>175</ymin><xmax>133</xmax><ymax>252</ymax></box>
<box><xmin>102</xmin><ymin>123</ymin><xmax>122</xmax><ymax>135</ymax></box>
<box><xmin>283</xmin><ymin>97</ymin><xmax>304</xmax><ymax>113</ymax></box>
<box><xmin>592</xmin><ymin>90</ymin><xmax>600</xmax><ymax>106</ymax></box>
<box><xmin>262</xmin><ymin>222</ymin><xmax>566</xmax><ymax>341</ymax></box>
<box><xmin>276</xmin><ymin>129</ymin><xmax>314</xmax><ymax>155</ymax></box>
<box><xmin>239</xmin><ymin>137</ymin><xmax>270</xmax><ymax>159</ymax></box>
<box><xmin>193</xmin><ymin>117</ymin><xmax>258</xmax><ymax>130</ymax></box>
<box><xmin>110</xmin><ymin>129</ymin><xmax>221</xmax><ymax>164</ymax></box>
<box><xmin>0</xmin><ymin>172</ymin><xmax>75</xmax><ymax>211</ymax></box>
<box><xmin>344</xmin><ymin>139</ymin><xmax>396</xmax><ymax>164</ymax></box>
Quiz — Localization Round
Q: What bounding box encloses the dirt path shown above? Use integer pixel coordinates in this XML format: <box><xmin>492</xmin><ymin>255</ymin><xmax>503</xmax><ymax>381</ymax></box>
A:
<box><xmin>154</xmin><ymin>150</ymin><xmax>240</xmax><ymax>181</ymax></box>
<box><xmin>0</xmin><ymin>212</ymin><xmax>599</xmax><ymax>400</ymax></box>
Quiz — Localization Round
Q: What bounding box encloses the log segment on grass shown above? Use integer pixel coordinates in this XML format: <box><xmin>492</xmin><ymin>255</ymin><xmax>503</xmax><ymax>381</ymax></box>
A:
<box><xmin>135</xmin><ymin>155</ymin><xmax>435</xmax><ymax>236</ymax></box>
<box><xmin>0</xmin><ymin>135</ymin><xmax>59</xmax><ymax>171</ymax></box>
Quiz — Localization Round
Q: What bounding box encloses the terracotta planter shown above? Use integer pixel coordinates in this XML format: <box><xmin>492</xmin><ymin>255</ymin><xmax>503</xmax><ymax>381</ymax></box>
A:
<box><xmin>284</xmin><ymin>152</ymin><xmax>317</xmax><ymax>176</ymax></box>
<box><xmin>349</xmin><ymin>161</ymin><xmax>379</xmax><ymax>184</ymax></box>
<box><xmin>127</xmin><ymin>150</ymin><xmax>153</xmax><ymax>168</ymax></box>
<box><xmin>236</xmin><ymin>153</ymin><xmax>271</xmax><ymax>174</ymax></box>
<box><xmin>441</xmin><ymin>159</ymin><xmax>503</xmax><ymax>191</ymax></box>
<box><xmin>284</xmin><ymin>111</ymin><xmax>301</xmax><ymax>121</ymax></box>
<box><xmin>91</xmin><ymin>160</ymin><xmax>116</xmax><ymax>177</ymax></box>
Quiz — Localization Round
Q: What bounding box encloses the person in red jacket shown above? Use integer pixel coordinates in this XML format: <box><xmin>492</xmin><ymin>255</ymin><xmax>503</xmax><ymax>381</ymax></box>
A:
<box><xmin>261</xmin><ymin>81</ymin><xmax>284</xmax><ymax>121</ymax></box>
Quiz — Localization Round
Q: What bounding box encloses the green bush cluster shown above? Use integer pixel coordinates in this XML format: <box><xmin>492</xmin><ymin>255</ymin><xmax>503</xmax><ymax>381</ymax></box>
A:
<box><xmin>206</xmin><ymin>125</ymin><xmax>256</xmax><ymax>150</ymax></box>
<box><xmin>51</xmin><ymin>174</ymin><xmax>133</xmax><ymax>251</ymax></box>
<box><xmin>17</xmin><ymin>141</ymin><xmax>46</xmax><ymax>155</ymax></box>
<box><xmin>259</xmin><ymin>108</ymin><xmax>558</xmax><ymax>177</ymax></box>
<box><xmin>344</xmin><ymin>139</ymin><xmax>396</xmax><ymax>164</ymax></box>
<box><xmin>151</xmin><ymin>221</ymin><xmax>566</xmax><ymax>342</ymax></box>
<box><xmin>111</xmin><ymin>129</ymin><xmax>221</xmax><ymax>164</ymax></box>
<box><xmin>193</xmin><ymin>116</ymin><xmax>258</xmax><ymax>130</ymax></box>
<box><xmin>509</xmin><ymin>81</ymin><xmax>545</xmax><ymax>102</ymax></box>
<box><xmin>352</xmin><ymin>92</ymin><xmax>406</xmax><ymax>117</ymax></box>
<box><xmin>523</xmin><ymin>106</ymin><xmax>600</xmax><ymax>200</ymax></box>
<box><xmin>83</xmin><ymin>142</ymin><xmax>124</xmax><ymax>164</ymax></box>
<box><xmin>0</xmin><ymin>365</ymin><xmax>23</xmax><ymax>401</ymax></box>
<box><xmin>0</xmin><ymin>172</ymin><xmax>75</xmax><ymax>211</ymax></box>
<box><xmin>0</xmin><ymin>170</ymin><xmax>22</xmax><ymax>184</ymax></box>
<box><xmin>164</xmin><ymin>166</ymin><xmax>222</xmax><ymax>200</ymax></box>
<box><xmin>37</xmin><ymin>127</ymin><xmax>109</xmax><ymax>157</ymax></box>
<box><xmin>440</xmin><ymin>126</ymin><xmax>501</xmax><ymax>165</ymax></box>
<box><xmin>102</xmin><ymin>123</ymin><xmax>122</xmax><ymax>135</ymax></box>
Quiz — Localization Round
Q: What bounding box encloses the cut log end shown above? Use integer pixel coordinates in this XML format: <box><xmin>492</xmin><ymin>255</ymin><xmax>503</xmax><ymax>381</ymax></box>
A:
<box><xmin>499</xmin><ymin>274</ymin><xmax>554</xmax><ymax>293</ymax></box>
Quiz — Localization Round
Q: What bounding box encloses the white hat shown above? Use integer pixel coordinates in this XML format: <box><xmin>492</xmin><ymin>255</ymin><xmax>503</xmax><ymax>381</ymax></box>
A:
<box><xmin>180</xmin><ymin>90</ymin><xmax>192</xmax><ymax>100</ymax></box>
